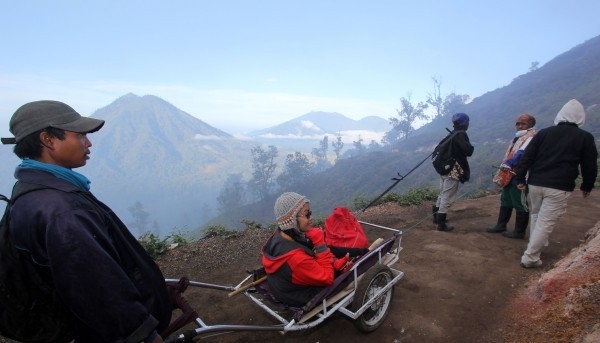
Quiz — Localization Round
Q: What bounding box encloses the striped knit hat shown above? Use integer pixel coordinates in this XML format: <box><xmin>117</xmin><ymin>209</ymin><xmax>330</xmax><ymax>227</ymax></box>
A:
<box><xmin>274</xmin><ymin>192</ymin><xmax>309</xmax><ymax>231</ymax></box>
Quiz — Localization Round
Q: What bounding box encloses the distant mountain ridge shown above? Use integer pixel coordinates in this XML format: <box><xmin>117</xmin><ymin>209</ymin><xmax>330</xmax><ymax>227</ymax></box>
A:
<box><xmin>248</xmin><ymin>111</ymin><xmax>389</xmax><ymax>137</ymax></box>
<box><xmin>246</xmin><ymin>111</ymin><xmax>389</xmax><ymax>154</ymax></box>
<box><xmin>0</xmin><ymin>94</ymin><xmax>388</xmax><ymax>234</ymax></box>
<box><xmin>70</xmin><ymin>94</ymin><xmax>254</xmax><ymax>234</ymax></box>
<box><xmin>2</xmin><ymin>35</ymin><xmax>599</xmax><ymax>235</ymax></box>
<box><xmin>210</xmin><ymin>34</ymin><xmax>600</xmax><ymax>228</ymax></box>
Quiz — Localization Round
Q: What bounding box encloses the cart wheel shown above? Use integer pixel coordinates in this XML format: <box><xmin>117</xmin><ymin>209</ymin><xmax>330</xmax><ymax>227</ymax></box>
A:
<box><xmin>350</xmin><ymin>264</ymin><xmax>394</xmax><ymax>333</ymax></box>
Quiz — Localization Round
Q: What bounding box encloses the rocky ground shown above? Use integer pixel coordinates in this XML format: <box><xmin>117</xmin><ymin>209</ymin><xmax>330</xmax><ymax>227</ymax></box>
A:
<box><xmin>155</xmin><ymin>191</ymin><xmax>600</xmax><ymax>343</ymax></box>
<box><xmin>1</xmin><ymin>191</ymin><xmax>597</xmax><ymax>343</ymax></box>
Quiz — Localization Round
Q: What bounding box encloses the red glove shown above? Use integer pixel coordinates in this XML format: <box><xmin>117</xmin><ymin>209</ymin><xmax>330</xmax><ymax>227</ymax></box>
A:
<box><xmin>333</xmin><ymin>253</ymin><xmax>351</xmax><ymax>271</ymax></box>
<box><xmin>305</xmin><ymin>228</ymin><xmax>325</xmax><ymax>246</ymax></box>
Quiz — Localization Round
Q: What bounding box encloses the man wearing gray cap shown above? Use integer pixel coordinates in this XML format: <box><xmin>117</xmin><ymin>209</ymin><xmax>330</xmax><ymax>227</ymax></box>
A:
<box><xmin>1</xmin><ymin>100</ymin><xmax>171</xmax><ymax>343</ymax></box>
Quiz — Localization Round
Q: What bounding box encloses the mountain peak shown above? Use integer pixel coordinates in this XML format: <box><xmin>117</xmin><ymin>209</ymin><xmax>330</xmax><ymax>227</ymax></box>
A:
<box><xmin>248</xmin><ymin>111</ymin><xmax>388</xmax><ymax>138</ymax></box>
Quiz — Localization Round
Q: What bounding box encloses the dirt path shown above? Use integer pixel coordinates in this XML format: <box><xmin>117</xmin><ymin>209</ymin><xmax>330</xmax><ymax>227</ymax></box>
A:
<box><xmin>3</xmin><ymin>192</ymin><xmax>595</xmax><ymax>343</ymax></box>
<box><xmin>169</xmin><ymin>191</ymin><xmax>599</xmax><ymax>343</ymax></box>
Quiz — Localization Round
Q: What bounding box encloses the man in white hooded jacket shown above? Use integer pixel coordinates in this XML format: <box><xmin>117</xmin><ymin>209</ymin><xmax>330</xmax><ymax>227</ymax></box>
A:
<box><xmin>514</xmin><ymin>99</ymin><xmax>597</xmax><ymax>268</ymax></box>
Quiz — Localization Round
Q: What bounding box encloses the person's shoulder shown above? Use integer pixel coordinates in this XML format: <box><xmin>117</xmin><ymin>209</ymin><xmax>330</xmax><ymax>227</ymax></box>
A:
<box><xmin>14</xmin><ymin>188</ymin><xmax>80</xmax><ymax>210</ymax></box>
<box><xmin>580</xmin><ymin>128</ymin><xmax>596</xmax><ymax>139</ymax></box>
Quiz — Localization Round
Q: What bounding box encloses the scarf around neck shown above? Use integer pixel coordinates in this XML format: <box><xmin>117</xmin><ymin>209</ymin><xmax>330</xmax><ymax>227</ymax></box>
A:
<box><xmin>16</xmin><ymin>158</ymin><xmax>91</xmax><ymax>191</ymax></box>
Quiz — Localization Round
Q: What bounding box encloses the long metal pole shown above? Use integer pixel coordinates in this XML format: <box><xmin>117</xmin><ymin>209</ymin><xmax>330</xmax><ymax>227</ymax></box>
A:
<box><xmin>361</xmin><ymin>152</ymin><xmax>433</xmax><ymax>212</ymax></box>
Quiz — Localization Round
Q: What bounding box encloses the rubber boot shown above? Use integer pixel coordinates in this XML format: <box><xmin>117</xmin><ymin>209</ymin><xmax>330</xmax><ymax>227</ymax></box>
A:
<box><xmin>436</xmin><ymin>213</ymin><xmax>454</xmax><ymax>232</ymax></box>
<box><xmin>486</xmin><ymin>207</ymin><xmax>512</xmax><ymax>233</ymax></box>
<box><xmin>503</xmin><ymin>211</ymin><xmax>528</xmax><ymax>239</ymax></box>
<box><xmin>432</xmin><ymin>206</ymin><xmax>439</xmax><ymax>224</ymax></box>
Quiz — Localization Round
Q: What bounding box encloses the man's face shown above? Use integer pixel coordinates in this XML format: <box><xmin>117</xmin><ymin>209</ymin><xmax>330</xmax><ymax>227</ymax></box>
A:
<box><xmin>515</xmin><ymin>115</ymin><xmax>532</xmax><ymax>131</ymax></box>
<box><xmin>47</xmin><ymin>131</ymin><xmax>92</xmax><ymax>169</ymax></box>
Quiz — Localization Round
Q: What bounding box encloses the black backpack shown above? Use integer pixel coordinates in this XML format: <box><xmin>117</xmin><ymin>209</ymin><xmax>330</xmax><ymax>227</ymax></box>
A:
<box><xmin>0</xmin><ymin>183</ymin><xmax>74</xmax><ymax>343</ymax></box>
<box><xmin>431</xmin><ymin>130</ymin><xmax>463</xmax><ymax>175</ymax></box>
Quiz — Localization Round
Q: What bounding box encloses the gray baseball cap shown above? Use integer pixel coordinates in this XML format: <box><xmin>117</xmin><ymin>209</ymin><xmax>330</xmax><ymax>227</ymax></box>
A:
<box><xmin>1</xmin><ymin>100</ymin><xmax>105</xmax><ymax>144</ymax></box>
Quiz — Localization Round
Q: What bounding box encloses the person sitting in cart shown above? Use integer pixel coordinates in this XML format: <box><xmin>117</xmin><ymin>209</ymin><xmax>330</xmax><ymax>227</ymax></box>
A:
<box><xmin>262</xmin><ymin>192</ymin><xmax>351</xmax><ymax>307</ymax></box>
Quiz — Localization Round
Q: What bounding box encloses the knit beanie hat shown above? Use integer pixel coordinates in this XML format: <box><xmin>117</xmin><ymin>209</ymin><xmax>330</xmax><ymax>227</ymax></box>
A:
<box><xmin>274</xmin><ymin>192</ymin><xmax>309</xmax><ymax>230</ymax></box>
<box><xmin>452</xmin><ymin>112</ymin><xmax>470</xmax><ymax>129</ymax></box>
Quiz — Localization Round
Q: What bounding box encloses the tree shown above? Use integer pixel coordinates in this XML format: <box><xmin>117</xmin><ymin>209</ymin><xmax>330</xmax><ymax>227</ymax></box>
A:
<box><xmin>368</xmin><ymin>139</ymin><xmax>381</xmax><ymax>151</ymax></box>
<box><xmin>277</xmin><ymin>152</ymin><xmax>314</xmax><ymax>190</ymax></box>
<box><xmin>128</xmin><ymin>201</ymin><xmax>150</xmax><ymax>236</ymax></box>
<box><xmin>386</xmin><ymin>94</ymin><xmax>429</xmax><ymax>143</ymax></box>
<box><xmin>442</xmin><ymin>93</ymin><xmax>470</xmax><ymax>117</ymax></box>
<box><xmin>426</xmin><ymin>76</ymin><xmax>444</xmax><ymax>120</ymax></box>
<box><xmin>332</xmin><ymin>134</ymin><xmax>344</xmax><ymax>163</ymax></box>
<box><xmin>311</xmin><ymin>135</ymin><xmax>331</xmax><ymax>172</ymax></box>
<box><xmin>250</xmin><ymin>145</ymin><xmax>278</xmax><ymax>201</ymax></box>
<box><xmin>529</xmin><ymin>61</ymin><xmax>539</xmax><ymax>72</ymax></box>
<box><xmin>217</xmin><ymin>174</ymin><xmax>245</xmax><ymax>215</ymax></box>
<box><xmin>353</xmin><ymin>136</ymin><xmax>366</xmax><ymax>155</ymax></box>
<box><xmin>311</xmin><ymin>135</ymin><xmax>329</xmax><ymax>162</ymax></box>
<box><xmin>340</xmin><ymin>136</ymin><xmax>366</xmax><ymax>158</ymax></box>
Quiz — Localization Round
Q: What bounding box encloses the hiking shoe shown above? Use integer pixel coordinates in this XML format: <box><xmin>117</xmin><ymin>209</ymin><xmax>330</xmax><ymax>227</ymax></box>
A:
<box><xmin>486</xmin><ymin>226</ymin><xmax>506</xmax><ymax>233</ymax></box>
<box><xmin>502</xmin><ymin>231</ymin><xmax>525</xmax><ymax>239</ymax></box>
<box><xmin>520</xmin><ymin>260</ymin><xmax>542</xmax><ymax>269</ymax></box>
<box><xmin>437</xmin><ymin>225</ymin><xmax>454</xmax><ymax>232</ymax></box>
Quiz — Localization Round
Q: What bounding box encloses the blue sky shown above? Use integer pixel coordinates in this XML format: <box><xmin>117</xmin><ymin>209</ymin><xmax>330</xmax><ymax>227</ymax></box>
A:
<box><xmin>1</xmin><ymin>0</ymin><xmax>599</xmax><ymax>136</ymax></box>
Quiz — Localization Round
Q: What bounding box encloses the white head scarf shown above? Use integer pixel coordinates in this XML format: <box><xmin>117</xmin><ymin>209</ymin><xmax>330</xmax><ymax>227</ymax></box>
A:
<box><xmin>554</xmin><ymin>99</ymin><xmax>585</xmax><ymax>127</ymax></box>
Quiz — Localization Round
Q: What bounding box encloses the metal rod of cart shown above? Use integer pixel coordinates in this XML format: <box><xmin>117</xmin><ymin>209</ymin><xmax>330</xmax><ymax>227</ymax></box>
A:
<box><xmin>162</xmin><ymin>221</ymin><xmax>404</xmax><ymax>343</ymax></box>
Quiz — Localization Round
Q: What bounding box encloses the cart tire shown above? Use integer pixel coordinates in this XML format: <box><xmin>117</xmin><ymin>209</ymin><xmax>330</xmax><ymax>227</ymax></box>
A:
<box><xmin>350</xmin><ymin>264</ymin><xmax>394</xmax><ymax>333</ymax></box>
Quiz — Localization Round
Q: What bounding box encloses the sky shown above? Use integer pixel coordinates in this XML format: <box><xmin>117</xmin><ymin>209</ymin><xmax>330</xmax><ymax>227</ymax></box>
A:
<box><xmin>1</xmin><ymin>0</ymin><xmax>599</xmax><ymax>137</ymax></box>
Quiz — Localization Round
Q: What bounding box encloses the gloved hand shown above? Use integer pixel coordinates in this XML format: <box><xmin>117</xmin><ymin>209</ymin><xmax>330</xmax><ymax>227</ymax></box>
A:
<box><xmin>500</xmin><ymin>163</ymin><xmax>512</xmax><ymax>171</ymax></box>
<box><xmin>333</xmin><ymin>253</ymin><xmax>351</xmax><ymax>271</ymax></box>
<box><xmin>305</xmin><ymin>228</ymin><xmax>325</xmax><ymax>246</ymax></box>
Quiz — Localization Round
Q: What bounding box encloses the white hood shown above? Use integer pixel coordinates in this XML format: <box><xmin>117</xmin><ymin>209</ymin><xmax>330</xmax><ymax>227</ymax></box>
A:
<box><xmin>554</xmin><ymin>99</ymin><xmax>585</xmax><ymax>127</ymax></box>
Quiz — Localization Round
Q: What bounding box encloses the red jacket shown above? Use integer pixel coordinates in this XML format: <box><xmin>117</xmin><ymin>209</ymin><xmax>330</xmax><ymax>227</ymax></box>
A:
<box><xmin>262</xmin><ymin>228</ymin><xmax>334</xmax><ymax>306</ymax></box>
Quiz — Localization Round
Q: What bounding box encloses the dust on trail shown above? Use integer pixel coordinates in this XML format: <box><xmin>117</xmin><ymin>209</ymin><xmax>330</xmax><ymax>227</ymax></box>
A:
<box><xmin>1</xmin><ymin>192</ymin><xmax>596</xmax><ymax>343</ymax></box>
<box><xmin>155</xmin><ymin>191</ymin><xmax>599</xmax><ymax>343</ymax></box>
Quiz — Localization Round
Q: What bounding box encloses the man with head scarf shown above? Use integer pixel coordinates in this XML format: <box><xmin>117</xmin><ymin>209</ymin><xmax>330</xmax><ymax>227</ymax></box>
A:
<box><xmin>514</xmin><ymin>99</ymin><xmax>598</xmax><ymax>268</ymax></box>
<box><xmin>486</xmin><ymin>113</ymin><xmax>537</xmax><ymax>238</ymax></box>
<box><xmin>433</xmin><ymin>113</ymin><xmax>474</xmax><ymax>232</ymax></box>
<box><xmin>261</xmin><ymin>192</ymin><xmax>350</xmax><ymax>306</ymax></box>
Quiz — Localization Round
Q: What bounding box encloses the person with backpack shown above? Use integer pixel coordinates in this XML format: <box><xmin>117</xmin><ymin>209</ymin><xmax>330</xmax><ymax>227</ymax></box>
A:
<box><xmin>432</xmin><ymin>113</ymin><xmax>474</xmax><ymax>232</ymax></box>
<box><xmin>514</xmin><ymin>99</ymin><xmax>597</xmax><ymax>268</ymax></box>
<box><xmin>1</xmin><ymin>100</ymin><xmax>171</xmax><ymax>343</ymax></box>
<box><xmin>261</xmin><ymin>192</ymin><xmax>351</xmax><ymax>307</ymax></box>
<box><xmin>485</xmin><ymin>113</ymin><xmax>536</xmax><ymax>239</ymax></box>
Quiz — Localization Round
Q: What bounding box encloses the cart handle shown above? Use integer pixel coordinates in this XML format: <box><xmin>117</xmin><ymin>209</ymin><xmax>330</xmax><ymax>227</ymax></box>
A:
<box><xmin>228</xmin><ymin>275</ymin><xmax>268</xmax><ymax>297</ymax></box>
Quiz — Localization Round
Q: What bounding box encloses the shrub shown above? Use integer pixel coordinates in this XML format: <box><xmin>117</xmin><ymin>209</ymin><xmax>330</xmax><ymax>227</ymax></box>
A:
<box><xmin>355</xmin><ymin>187</ymin><xmax>439</xmax><ymax>209</ymax></box>
<box><xmin>240</xmin><ymin>219</ymin><xmax>269</xmax><ymax>231</ymax></box>
<box><xmin>138</xmin><ymin>230</ymin><xmax>193</xmax><ymax>259</ymax></box>
<box><xmin>202</xmin><ymin>225</ymin><xmax>241</xmax><ymax>239</ymax></box>
<box><xmin>395</xmin><ymin>187</ymin><xmax>438</xmax><ymax>206</ymax></box>
<box><xmin>138</xmin><ymin>232</ymin><xmax>170</xmax><ymax>259</ymax></box>
<box><xmin>352</xmin><ymin>195</ymin><xmax>372</xmax><ymax>210</ymax></box>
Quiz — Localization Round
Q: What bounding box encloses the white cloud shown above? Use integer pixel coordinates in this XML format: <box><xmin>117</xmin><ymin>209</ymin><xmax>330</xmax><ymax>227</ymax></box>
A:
<box><xmin>257</xmin><ymin>133</ymin><xmax>324</xmax><ymax>140</ymax></box>
<box><xmin>256</xmin><ymin>130</ymin><xmax>385</xmax><ymax>144</ymax></box>
<box><xmin>0</xmin><ymin>73</ymin><xmax>395</xmax><ymax>136</ymax></box>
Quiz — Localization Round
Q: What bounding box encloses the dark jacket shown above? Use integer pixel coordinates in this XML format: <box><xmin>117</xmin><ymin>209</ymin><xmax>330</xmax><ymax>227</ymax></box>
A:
<box><xmin>515</xmin><ymin>122</ymin><xmax>598</xmax><ymax>192</ymax></box>
<box><xmin>8</xmin><ymin>168</ymin><xmax>172</xmax><ymax>343</ymax></box>
<box><xmin>451</xmin><ymin>130</ymin><xmax>474</xmax><ymax>182</ymax></box>
<box><xmin>262</xmin><ymin>228</ymin><xmax>334</xmax><ymax>307</ymax></box>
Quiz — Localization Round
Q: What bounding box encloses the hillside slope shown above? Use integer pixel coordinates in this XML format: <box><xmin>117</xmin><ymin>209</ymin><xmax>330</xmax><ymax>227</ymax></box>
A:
<box><xmin>152</xmin><ymin>191</ymin><xmax>599</xmax><ymax>343</ymax></box>
<box><xmin>0</xmin><ymin>191</ymin><xmax>596</xmax><ymax>343</ymax></box>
